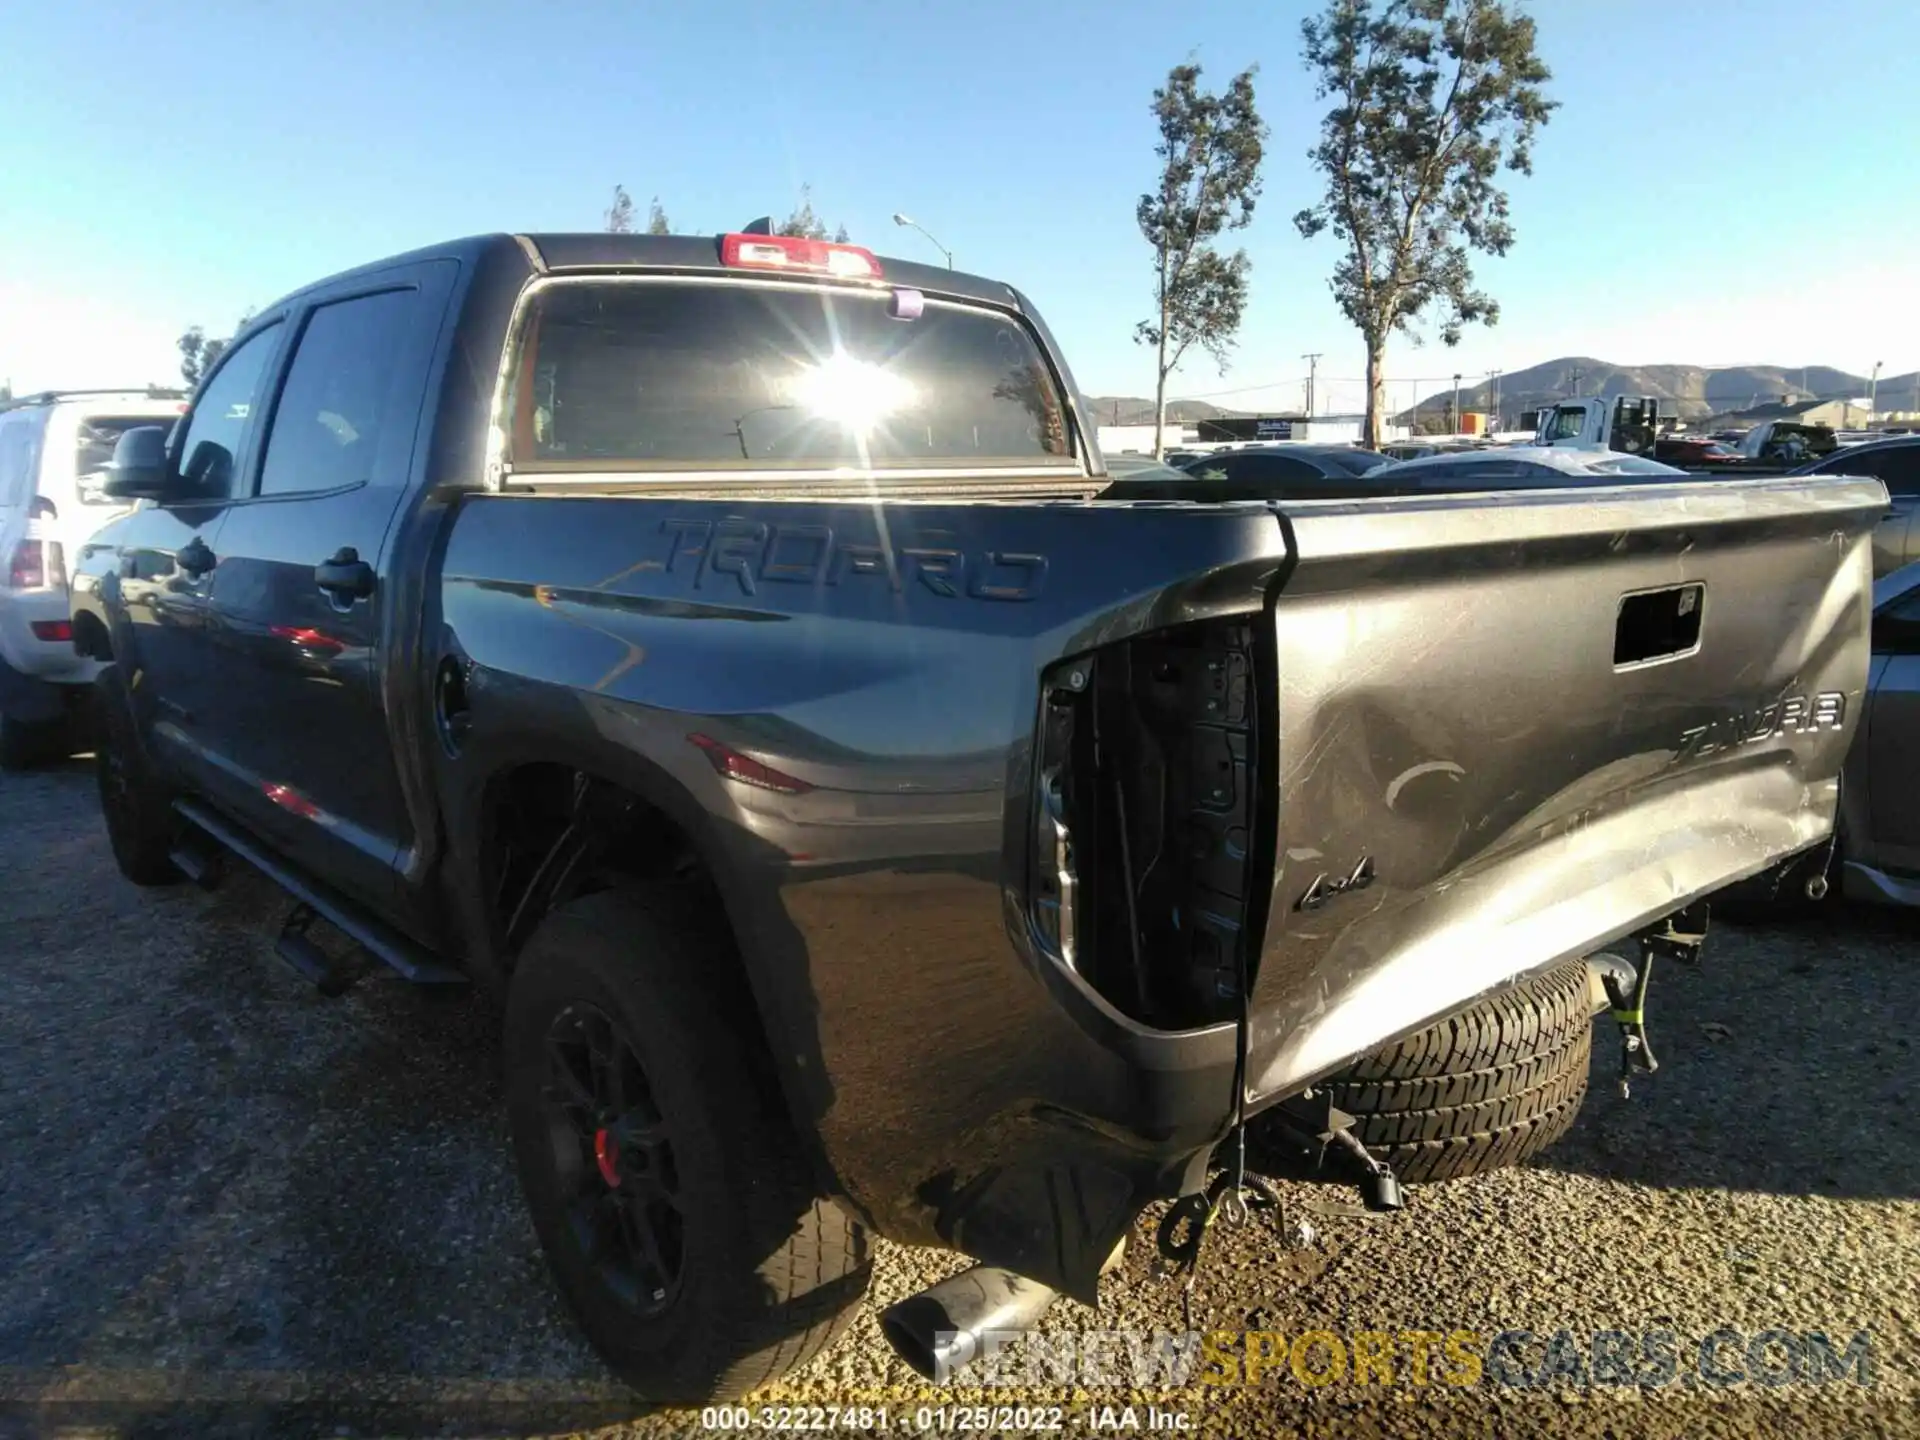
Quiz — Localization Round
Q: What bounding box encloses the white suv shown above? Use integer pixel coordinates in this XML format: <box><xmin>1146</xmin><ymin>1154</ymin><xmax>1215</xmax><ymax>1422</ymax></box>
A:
<box><xmin>0</xmin><ymin>389</ymin><xmax>188</xmax><ymax>768</ymax></box>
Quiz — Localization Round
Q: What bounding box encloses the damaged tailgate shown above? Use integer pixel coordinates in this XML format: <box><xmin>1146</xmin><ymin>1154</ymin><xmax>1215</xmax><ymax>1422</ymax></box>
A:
<box><xmin>1244</xmin><ymin>473</ymin><xmax>1885</xmax><ymax>1103</ymax></box>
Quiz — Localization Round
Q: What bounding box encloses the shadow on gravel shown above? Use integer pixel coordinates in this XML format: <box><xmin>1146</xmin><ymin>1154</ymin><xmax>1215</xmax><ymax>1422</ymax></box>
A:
<box><xmin>0</xmin><ymin>757</ymin><xmax>656</xmax><ymax>1438</ymax></box>
<box><xmin>1243</xmin><ymin>904</ymin><xmax>1919</xmax><ymax>1205</ymax></box>
<box><xmin>0</xmin><ymin>1393</ymin><xmax>655</xmax><ymax>1440</ymax></box>
<box><xmin>1534</xmin><ymin>903</ymin><xmax>1918</xmax><ymax>1201</ymax></box>
<box><xmin>6</xmin><ymin>762</ymin><xmax>1914</xmax><ymax>1437</ymax></box>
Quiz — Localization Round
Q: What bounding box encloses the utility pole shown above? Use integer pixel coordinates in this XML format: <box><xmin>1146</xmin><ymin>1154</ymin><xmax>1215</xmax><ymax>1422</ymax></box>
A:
<box><xmin>1570</xmin><ymin>366</ymin><xmax>1584</xmax><ymax>399</ymax></box>
<box><xmin>1452</xmin><ymin>373</ymin><xmax>1462</xmax><ymax>434</ymax></box>
<box><xmin>1869</xmin><ymin>360</ymin><xmax>1883</xmax><ymax>420</ymax></box>
<box><xmin>1489</xmin><ymin>369</ymin><xmax>1503</xmax><ymax>431</ymax></box>
<box><xmin>1301</xmin><ymin>353</ymin><xmax>1322</xmax><ymax>417</ymax></box>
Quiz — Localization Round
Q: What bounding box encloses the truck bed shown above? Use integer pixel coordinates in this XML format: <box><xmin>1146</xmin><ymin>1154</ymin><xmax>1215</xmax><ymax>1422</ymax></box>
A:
<box><xmin>437</xmin><ymin>469</ymin><xmax>1882</xmax><ymax>1295</ymax></box>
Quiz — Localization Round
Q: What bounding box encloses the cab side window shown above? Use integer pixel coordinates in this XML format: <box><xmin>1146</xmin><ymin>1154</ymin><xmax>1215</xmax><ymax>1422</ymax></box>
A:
<box><xmin>1545</xmin><ymin>408</ymin><xmax>1586</xmax><ymax>442</ymax></box>
<box><xmin>257</xmin><ymin>290</ymin><xmax>419</xmax><ymax>497</ymax></box>
<box><xmin>174</xmin><ymin>325</ymin><xmax>283</xmax><ymax>500</ymax></box>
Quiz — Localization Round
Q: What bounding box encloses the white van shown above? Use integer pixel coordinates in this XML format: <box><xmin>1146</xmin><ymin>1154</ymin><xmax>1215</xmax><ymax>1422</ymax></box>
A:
<box><xmin>0</xmin><ymin>389</ymin><xmax>188</xmax><ymax>767</ymax></box>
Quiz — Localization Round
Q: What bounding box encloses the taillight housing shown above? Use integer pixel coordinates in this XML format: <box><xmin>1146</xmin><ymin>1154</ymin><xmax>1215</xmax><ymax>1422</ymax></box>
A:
<box><xmin>7</xmin><ymin>539</ymin><xmax>66</xmax><ymax>592</ymax></box>
<box><xmin>719</xmin><ymin>233</ymin><xmax>884</xmax><ymax>281</ymax></box>
<box><xmin>1027</xmin><ymin>619</ymin><xmax>1264</xmax><ymax>1031</ymax></box>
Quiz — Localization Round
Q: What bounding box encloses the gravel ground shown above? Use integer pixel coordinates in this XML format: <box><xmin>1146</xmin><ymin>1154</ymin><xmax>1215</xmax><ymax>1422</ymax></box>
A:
<box><xmin>1</xmin><ymin>759</ymin><xmax>1915</xmax><ymax>1440</ymax></box>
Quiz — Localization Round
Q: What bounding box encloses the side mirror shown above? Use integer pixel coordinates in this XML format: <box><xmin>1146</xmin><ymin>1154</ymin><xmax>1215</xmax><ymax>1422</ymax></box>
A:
<box><xmin>102</xmin><ymin>425</ymin><xmax>175</xmax><ymax>500</ymax></box>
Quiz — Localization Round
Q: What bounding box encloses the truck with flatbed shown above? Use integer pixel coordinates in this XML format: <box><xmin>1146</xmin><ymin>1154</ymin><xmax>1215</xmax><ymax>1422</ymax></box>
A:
<box><xmin>1532</xmin><ymin>393</ymin><xmax>1839</xmax><ymax>469</ymax></box>
<box><xmin>73</xmin><ymin>230</ymin><xmax>1884</xmax><ymax>1403</ymax></box>
<box><xmin>1531</xmin><ymin>395</ymin><xmax>1908</xmax><ymax>575</ymax></box>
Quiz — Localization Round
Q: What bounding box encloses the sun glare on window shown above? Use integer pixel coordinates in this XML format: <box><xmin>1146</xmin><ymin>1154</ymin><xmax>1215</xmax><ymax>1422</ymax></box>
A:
<box><xmin>788</xmin><ymin>352</ymin><xmax>916</xmax><ymax>433</ymax></box>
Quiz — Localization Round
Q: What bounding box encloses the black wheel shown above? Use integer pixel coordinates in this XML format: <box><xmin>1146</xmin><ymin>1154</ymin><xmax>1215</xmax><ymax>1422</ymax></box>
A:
<box><xmin>0</xmin><ymin>713</ymin><xmax>65</xmax><ymax>771</ymax></box>
<box><xmin>93</xmin><ymin>666</ymin><xmax>182</xmax><ymax>885</ymax></box>
<box><xmin>1298</xmin><ymin>957</ymin><xmax>1593</xmax><ymax>1184</ymax></box>
<box><xmin>505</xmin><ymin>887</ymin><xmax>870</xmax><ymax>1404</ymax></box>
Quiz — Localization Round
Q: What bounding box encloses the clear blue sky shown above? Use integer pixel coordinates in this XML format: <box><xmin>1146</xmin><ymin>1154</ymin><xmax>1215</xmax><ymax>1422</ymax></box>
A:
<box><xmin>5</xmin><ymin>0</ymin><xmax>1919</xmax><ymax>414</ymax></box>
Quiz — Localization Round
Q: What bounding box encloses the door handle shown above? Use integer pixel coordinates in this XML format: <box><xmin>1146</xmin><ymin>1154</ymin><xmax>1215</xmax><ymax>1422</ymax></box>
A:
<box><xmin>177</xmin><ymin>535</ymin><xmax>217</xmax><ymax>578</ymax></box>
<box><xmin>315</xmin><ymin>546</ymin><xmax>376</xmax><ymax>601</ymax></box>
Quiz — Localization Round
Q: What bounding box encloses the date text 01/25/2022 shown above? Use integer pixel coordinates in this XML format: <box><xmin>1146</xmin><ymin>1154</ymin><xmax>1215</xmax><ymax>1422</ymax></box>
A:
<box><xmin>697</xmin><ymin>1405</ymin><xmax>1191</xmax><ymax>1431</ymax></box>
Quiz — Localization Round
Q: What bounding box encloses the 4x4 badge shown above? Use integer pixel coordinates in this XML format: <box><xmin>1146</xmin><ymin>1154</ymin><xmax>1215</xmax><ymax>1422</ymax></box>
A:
<box><xmin>1297</xmin><ymin>856</ymin><xmax>1376</xmax><ymax>912</ymax></box>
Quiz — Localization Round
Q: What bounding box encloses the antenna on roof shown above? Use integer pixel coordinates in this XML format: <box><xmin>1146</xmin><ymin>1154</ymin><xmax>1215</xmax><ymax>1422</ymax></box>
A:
<box><xmin>739</xmin><ymin>216</ymin><xmax>774</xmax><ymax>236</ymax></box>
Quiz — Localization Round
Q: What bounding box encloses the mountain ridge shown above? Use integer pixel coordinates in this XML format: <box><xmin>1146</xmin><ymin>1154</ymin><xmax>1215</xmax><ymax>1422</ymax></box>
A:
<box><xmin>1080</xmin><ymin>396</ymin><xmax>1247</xmax><ymax>425</ymax></box>
<box><xmin>1405</xmin><ymin>359</ymin><xmax>1920</xmax><ymax>423</ymax></box>
<box><xmin>1086</xmin><ymin>361</ymin><xmax>1920</xmax><ymax>429</ymax></box>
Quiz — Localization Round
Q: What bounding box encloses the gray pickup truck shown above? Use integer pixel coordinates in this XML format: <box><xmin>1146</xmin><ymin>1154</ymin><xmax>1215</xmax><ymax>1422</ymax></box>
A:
<box><xmin>72</xmin><ymin>231</ymin><xmax>1883</xmax><ymax>1404</ymax></box>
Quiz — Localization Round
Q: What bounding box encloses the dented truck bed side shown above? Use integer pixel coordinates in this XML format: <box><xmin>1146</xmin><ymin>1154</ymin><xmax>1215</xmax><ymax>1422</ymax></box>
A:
<box><xmin>432</xmin><ymin>471</ymin><xmax>1880</xmax><ymax>1301</ymax></box>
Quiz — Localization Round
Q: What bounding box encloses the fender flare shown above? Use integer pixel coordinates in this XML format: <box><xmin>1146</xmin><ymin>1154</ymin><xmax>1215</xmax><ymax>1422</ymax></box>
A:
<box><xmin>443</xmin><ymin>719</ymin><xmax>847</xmax><ymax>1203</ymax></box>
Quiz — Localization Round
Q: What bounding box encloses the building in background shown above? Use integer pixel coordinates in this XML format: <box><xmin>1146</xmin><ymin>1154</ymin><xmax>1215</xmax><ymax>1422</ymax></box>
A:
<box><xmin>1095</xmin><ymin>422</ymin><xmax>1187</xmax><ymax>454</ymax></box>
<box><xmin>1095</xmin><ymin>413</ymin><xmax>1407</xmax><ymax>455</ymax></box>
<box><xmin>1705</xmin><ymin>395</ymin><xmax>1875</xmax><ymax>432</ymax></box>
<box><xmin>1194</xmin><ymin>413</ymin><xmax>1377</xmax><ymax>445</ymax></box>
<box><xmin>1195</xmin><ymin>414</ymin><xmax>1307</xmax><ymax>443</ymax></box>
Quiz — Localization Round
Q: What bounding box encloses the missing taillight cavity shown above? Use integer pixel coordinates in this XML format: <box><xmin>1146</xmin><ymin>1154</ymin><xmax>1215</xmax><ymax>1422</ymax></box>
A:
<box><xmin>1027</xmin><ymin>619</ymin><xmax>1264</xmax><ymax>1030</ymax></box>
<box><xmin>1615</xmin><ymin>583</ymin><xmax>1704</xmax><ymax>667</ymax></box>
<box><xmin>1030</xmin><ymin>681</ymin><xmax>1083</xmax><ymax>968</ymax></box>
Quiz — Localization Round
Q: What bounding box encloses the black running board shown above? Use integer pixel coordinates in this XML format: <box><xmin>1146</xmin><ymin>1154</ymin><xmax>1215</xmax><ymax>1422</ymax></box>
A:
<box><xmin>277</xmin><ymin>903</ymin><xmax>363</xmax><ymax>997</ymax></box>
<box><xmin>166</xmin><ymin>835</ymin><xmax>222</xmax><ymax>890</ymax></box>
<box><xmin>172</xmin><ymin>798</ymin><xmax>468</xmax><ymax>987</ymax></box>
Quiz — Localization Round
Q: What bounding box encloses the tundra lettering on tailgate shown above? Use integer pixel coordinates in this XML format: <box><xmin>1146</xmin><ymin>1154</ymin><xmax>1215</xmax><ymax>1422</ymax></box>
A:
<box><xmin>657</xmin><ymin>517</ymin><xmax>1048</xmax><ymax>601</ymax></box>
<box><xmin>1676</xmin><ymin>691</ymin><xmax>1846</xmax><ymax>761</ymax></box>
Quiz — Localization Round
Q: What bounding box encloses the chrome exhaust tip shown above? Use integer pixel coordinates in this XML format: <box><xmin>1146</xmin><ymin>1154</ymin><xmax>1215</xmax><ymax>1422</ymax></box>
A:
<box><xmin>878</xmin><ymin>1264</ymin><xmax>1061</xmax><ymax>1382</ymax></box>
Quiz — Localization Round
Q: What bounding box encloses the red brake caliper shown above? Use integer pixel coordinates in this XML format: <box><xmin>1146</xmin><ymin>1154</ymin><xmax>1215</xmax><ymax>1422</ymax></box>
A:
<box><xmin>593</xmin><ymin>1127</ymin><xmax>620</xmax><ymax>1187</ymax></box>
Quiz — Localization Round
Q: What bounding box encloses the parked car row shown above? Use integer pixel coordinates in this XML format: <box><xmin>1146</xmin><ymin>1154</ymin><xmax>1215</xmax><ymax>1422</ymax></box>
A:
<box><xmin>0</xmin><ymin>389</ymin><xmax>188</xmax><ymax>767</ymax></box>
<box><xmin>1100</xmin><ymin>433</ymin><xmax>1920</xmax><ymax>578</ymax></box>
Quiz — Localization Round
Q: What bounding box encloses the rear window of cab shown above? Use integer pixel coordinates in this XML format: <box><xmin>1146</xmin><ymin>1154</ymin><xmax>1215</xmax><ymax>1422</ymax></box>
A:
<box><xmin>503</xmin><ymin>279</ymin><xmax>1079</xmax><ymax>474</ymax></box>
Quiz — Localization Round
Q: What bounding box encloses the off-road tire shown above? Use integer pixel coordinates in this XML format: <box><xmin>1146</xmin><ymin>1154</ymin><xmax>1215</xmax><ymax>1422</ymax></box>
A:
<box><xmin>505</xmin><ymin>886</ymin><xmax>871</xmax><ymax>1404</ymax></box>
<box><xmin>92</xmin><ymin>667</ymin><xmax>182</xmax><ymax>885</ymax></box>
<box><xmin>1316</xmin><ymin>957</ymin><xmax>1593</xmax><ymax>1184</ymax></box>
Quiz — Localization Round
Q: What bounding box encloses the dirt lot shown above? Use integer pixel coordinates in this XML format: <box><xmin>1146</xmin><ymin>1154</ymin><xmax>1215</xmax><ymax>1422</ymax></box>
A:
<box><xmin>1</xmin><ymin>759</ymin><xmax>1915</xmax><ymax>1439</ymax></box>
